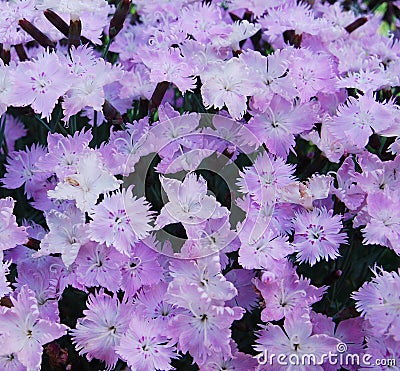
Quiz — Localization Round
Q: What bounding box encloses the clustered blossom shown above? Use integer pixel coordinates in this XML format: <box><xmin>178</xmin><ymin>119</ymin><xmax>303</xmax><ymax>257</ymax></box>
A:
<box><xmin>0</xmin><ymin>0</ymin><xmax>399</xmax><ymax>370</ymax></box>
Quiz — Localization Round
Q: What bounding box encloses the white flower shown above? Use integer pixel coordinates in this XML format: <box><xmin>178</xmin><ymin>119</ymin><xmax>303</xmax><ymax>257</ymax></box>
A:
<box><xmin>48</xmin><ymin>152</ymin><xmax>122</xmax><ymax>213</ymax></box>
<box><xmin>155</xmin><ymin>172</ymin><xmax>228</xmax><ymax>229</ymax></box>
<box><xmin>35</xmin><ymin>0</ymin><xmax>110</xmax><ymax>19</ymax></box>
<box><xmin>33</xmin><ymin>205</ymin><xmax>89</xmax><ymax>267</ymax></box>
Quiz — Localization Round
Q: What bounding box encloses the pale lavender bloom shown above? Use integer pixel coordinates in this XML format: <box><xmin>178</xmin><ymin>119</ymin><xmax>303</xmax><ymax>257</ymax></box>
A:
<box><xmin>71</xmin><ymin>291</ymin><xmax>131</xmax><ymax>370</ymax></box>
<box><xmin>167</xmin><ymin>255</ymin><xmax>237</xmax><ymax>303</ymax></box>
<box><xmin>141</xmin><ymin>47</ymin><xmax>196</xmax><ymax>93</ymax></box>
<box><xmin>0</xmin><ymin>285</ymin><xmax>67</xmax><ymax>371</ymax></box>
<box><xmin>120</xmin><ymin>238</ymin><xmax>164</xmax><ymax>297</ymax></box>
<box><xmin>240</xmin><ymin>49</ymin><xmax>297</xmax><ymax>112</ymax></box>
<box><xmin>0</xmin><ymin>197</ymin><xmax>28</xmax><ymax>252</ymax></box>
<box><xmin>237</xmin><ymin>152</ymin><xmax>296</xmax><ymax>206</ymax></box>
<box><xmin>254</xmin><ymin>261</ymin><xmax>326</xmax><ymax>322</ymax></box>
<box><xmin>362</xmin><ymin>191</ymin><xmax>400</xmax><ymax>253</ymax></box>
<box><xmin>239</xmin><ymin>229</ymin><xmax>293</xmax><ymax>270</ymax></box>
<box><xmin>166</xmin><ymin>285</ymin><xmax>244</xmax><ymax>364</ymax></box>
<box><xmin>63</xmin><ymin>57</ymin><xmax>123</xmax><ymax>121</ymax></box>
<box><xmin>329</xmin><ymin>94</ymin><xmax>394</xmax><ymax>150</ymax></box>
<box><xmin>33</xmin><ymin>205</ymin><xmax>89</xmax><ymax>267</ymax></box>
<box><xmin>134</xmin><ymin>283</ymin><xmax>182</xmax><ymax>341</ymax></box>
<box><xmin>89</xmin><ymin>186</ymin><xmax>153</xmax><ymax>255</ymax></box>
<box><xmin>10</xmin><ymin>51</ymin><xmax>71</xmax><ymax>119</ymax></box>
<box><xmin>352</xmin><ymin>267</ymin><xmax>400</xmax><ymax>340</ymax></box>
<box><xmin>225</xmin><ymin>269</ymin><xmax>259</xmax><ymax>312</ymax></box>
<box><xmin>293</xmin><ymin>208</ymin><xmax>347</xmax><ymax>266</ymax></box>
<box><xmin>0</xmin><ymin>352</ymin><xmax>26</xmax><ymax>371</ymax></box>
<box><xmin>156</xmin><ymin>172</ymin><xmax>228</xmax><ymax>230</ymax></box>
<box><xmin>201</xmin><ymin>58</ymin><xmax>257</xmax><ymax>120</ymax></box>
<box><xmin>15</xmin><ymin>256</ymin><xmax>67</xmax><ymax>322</ymax></box>
<box><xmin>38</xmin><ymin>130</ymin><xmax>93</xmax><ymax>179</ymax></box>
<box><xmin>116</xmin><ymin>316</ymin><xmax>177</xmax><ymax>371</ymax></box>
<box><xmin>74</xmin><ymin>241</ymin><xmax>123</xmax><ymax>293</ymax></box>
<box><xmin>47</xmin><ymin>152</ymin><xmax>122</xmax><ymax>213</ymax></box>
<box><xmin>247</xmin><ymin>94</ymin><xmax>318</xmax><ymax>157</ymax></box>
<box><xmin>255</xmin><ymin>311</ymin><xmax>339</xmax><ymax>371</ymax></box>
<box><xmin>287</xmin><ymin>48</ymin><xmax>336</xmax><ymax>102</ymax></box>
<box><xmin>2</xmin><ymin>144</ymin><xmax>49</xmax><ymax>198</ymax></box>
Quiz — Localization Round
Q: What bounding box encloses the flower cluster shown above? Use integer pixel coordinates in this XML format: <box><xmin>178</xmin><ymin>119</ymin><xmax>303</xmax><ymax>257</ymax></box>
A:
<box><xmin>0</xmin><ymin>0</ymin><xmax>399</xmax><ymax>370</ymax></box>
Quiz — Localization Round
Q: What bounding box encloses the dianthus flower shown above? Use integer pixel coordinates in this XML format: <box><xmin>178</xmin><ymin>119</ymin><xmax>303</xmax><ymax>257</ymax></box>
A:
<box><xmin>0</xmin><ymin>285</ymin><xmax>67</xmax><ymax>371</ymax></box>
<box><xmin>293</xmin><ymin>208</ymin><xmax>347</xmax><ymax>266</ymax></box>
<box><xmin>116</xmin><ymin>316</ymin><xmax>177</xmax><ymax>371</ymax></box>
<box><xmin>352</xmin><ymin>267</ymin><xmax>400</xmax><ymax>339</ymax></box>
<box><xmin>10</xmin><ymin>51</ymin><xmax>71</xmax><ymax>119</ymax></box>
<box><xmin>0</xmin><ymin>197</ymin><xmax>27</xmax><ymax>252</ymax></box>
<box><xmin>71</xmin><ymin>291</ymin><xmax>131</xmax><ymax>370</ymax></box>
<box><xmin>89</xmin><ymin>186</ymin><xmax>153</xmax><ymax>255</ymax></box>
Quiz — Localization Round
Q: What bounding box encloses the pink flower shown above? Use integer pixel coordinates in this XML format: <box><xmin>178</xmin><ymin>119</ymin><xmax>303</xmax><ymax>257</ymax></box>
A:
<box><xmin>63</xmin><ymin>55</ymin><xmax>123</xmax><ymax>120</ymax></box>
<box><xmin>38</xmin><ymin>130</ymin><xmax>93</xmax><ymax>179</ymax></box>
<box><xmin>141</xmin><ymin>47</ymin><xmax>196</xmax><ymax>93</ymax></box>
<box><xmin>134</xmin><ymin>283</ymin><xmax>182</xmax><ymax>339</ymax></box>
<box><xmin>89</xmin><ymin>186</ymin><xmax>154</xmax><ymax>255</ymax></box>
<box><xmin>254</xmin><ymin>262</ymin><xmax>326</xmax><ymax>322</ymax></box>
<box><xmin>0</xmin><ymin>285</ymin><xmax>67</xmax><ymax>371</ymax></box>
<box><xmin>102</xmin><ymin>118</ymin><xmax>154</xmax><ymax>175</ymax></box>
<box><xmin>329</xmin><ymin>94</ymin><xmax>394</xmax><ymax>150</ymax></box>
<box><xmin>293</xmin><ymin>208</ymin><xmax>347</xmax><ymax>266</ymax></box>
<box><xmin>287</xmin><ymin>48</ymin><xmax>336</xmax><ymax>102</ymax></box>
<box><xmin>167</xmin><ymin>255</ymin><xmax>237</xmax><ymax>303</ymax></box>
<box><xmin>15</xmin><ymin>257</ymin><xmax>67</xmax><ymax>321</ymax></box>
<box><xmin>116</xmin><ymin>316</ymin><xmax>177</xmax><ymax>371</ymax></box>
<box><xmin>71</xmin><ymin>291</ymin><xmax>131</xmax><ymax>370</ymax></box>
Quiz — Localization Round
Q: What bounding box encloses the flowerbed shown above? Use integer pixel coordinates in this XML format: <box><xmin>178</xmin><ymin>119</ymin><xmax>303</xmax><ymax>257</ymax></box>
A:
<box><xmin>0</xmin><ymin>0</ymin><xmax>400</xmax><ymax>370</ymax></box>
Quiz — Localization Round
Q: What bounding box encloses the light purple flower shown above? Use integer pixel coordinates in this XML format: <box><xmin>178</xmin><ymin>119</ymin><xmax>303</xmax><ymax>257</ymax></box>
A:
<box><xmin>71</xmin><ymin>291</ymin><xmax>131</xmax><ymax>369</ymax></box>
<box><xmin>0</xmin><ymin>197</ymin><xmax>28</xmax><ymax>252</ymax></box>
<box><xmin>89</xmin><ymin>186</ymin><xmax>154</xmax><ymax>255</ymax></box>
<box><xmin>116</xmin><ymin>316</ymin><xmax>177</xmax><ymax>371</ymax></box>
<box><xmin>0</xmin><ymin>285</ymin><xmax>67</xmax><ymax>371</ymax></box>
<box><xmin>293</xmin><ymin>208</ymin><xmax>347</xmax><ymax>266</ymax></box>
